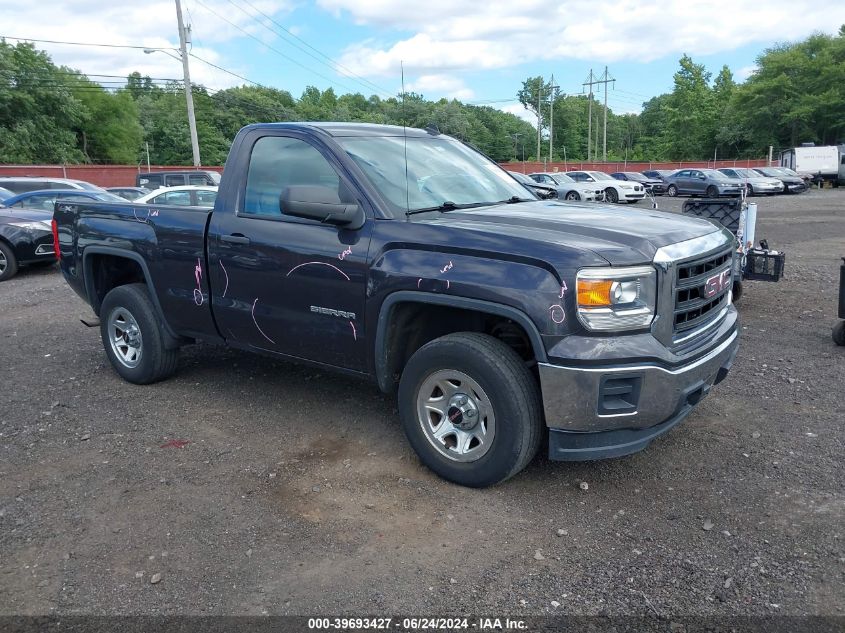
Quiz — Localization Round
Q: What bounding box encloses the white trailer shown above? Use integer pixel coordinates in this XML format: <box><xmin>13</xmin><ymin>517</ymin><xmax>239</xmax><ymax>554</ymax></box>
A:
<box><xmin>779</xmin><ymin>145</ymin><xmax>840</xmax><ymax>184</ymax></box>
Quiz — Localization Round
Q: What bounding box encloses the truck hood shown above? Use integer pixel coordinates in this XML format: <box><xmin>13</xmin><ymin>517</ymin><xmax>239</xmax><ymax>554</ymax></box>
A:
<box><xmin>421</xmin><ymin>200</ymin><xmax>723</xmax><ymax>265</ymax></box>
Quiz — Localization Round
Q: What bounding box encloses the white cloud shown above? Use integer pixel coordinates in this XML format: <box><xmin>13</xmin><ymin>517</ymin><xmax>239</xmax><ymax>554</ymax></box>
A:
<box><xmin>407</xmin><ymin>74</ymin><xmax>474</xmax><ymax>100</ymax></box>
<box><xmin>498</xmin><ymin>103</ymin><xmax>538</xmax><ymax>125</ymax></box>
<box><xmin>736</xmin><ymin>65</ymin><xmax>758</xmax><ymax>80</ymax></box>
<box><xmin>319</xmin><ymin>0</ymin><xmax>845</xmax><ymax>76</ymax></box>
<box><xmin>0</xmin><ymin>0</ymin><xmax>293</xmax><ymax>90</ymax></box>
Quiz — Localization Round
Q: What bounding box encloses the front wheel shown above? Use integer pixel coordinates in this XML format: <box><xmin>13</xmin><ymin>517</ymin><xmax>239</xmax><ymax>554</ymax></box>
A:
<box><xmin>0</xmin><ymin>241</ymin><xmax>19</xmax><ymax>281</ymax></box>
<box><xmin>745</xmin><ymin>185</ymin><xmax>754</xmax><ymax>197</ymax></box>
<box><xmin>100</xmin><ymin>283</ymin><xmax>179</xmax><ymax>385</ymax></box>
<box><xmin>833</xmin><ymin>321</ymin><xmax>845</xmax><ymax>346</ymax></box>
<box><xmin>604</xmin><ymin>187</ymin><xmax>619</xmax><ymax>203</ymax></box>
<box><xmin>398</xmin><ymin>332</ymin><xmax>543</xmax><ymax>487</ymax></box>
<box><xmin>564</xmin><ymin>190</ymin><xmax>580</xmax><ymax>201</ymax></box>
<box><xmin>667</xmin><ymin>184</ymin><xmax>678</xmax><ymax>197</ymax></box>
<box><xmin>706</xmin><ymin>185</ymin><xmax>719</xmax><ymax>198</ymax></box>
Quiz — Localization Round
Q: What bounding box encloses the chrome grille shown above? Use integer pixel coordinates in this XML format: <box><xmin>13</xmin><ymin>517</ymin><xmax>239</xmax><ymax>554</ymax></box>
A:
<box><xmin>673</xmin><ymin>248</ymin><xmax>733</xmax><ymax>337</ymax></box>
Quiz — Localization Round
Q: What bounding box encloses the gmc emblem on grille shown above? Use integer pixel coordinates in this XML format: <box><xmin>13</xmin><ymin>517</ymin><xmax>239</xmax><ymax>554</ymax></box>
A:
<box><xmin>703</xmin><ymin>269</ymin><xmax>731</xmax><ymax>298</ymax></box>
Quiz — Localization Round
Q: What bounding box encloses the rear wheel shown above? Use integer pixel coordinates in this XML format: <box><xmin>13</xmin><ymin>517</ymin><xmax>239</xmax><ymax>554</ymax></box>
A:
<box><xmin>564</xmin><ymin>190</ymin><xmax>580</xmax><ymax>201</ymax></box>
<box><xmin>100</xmin><ymin>283</ymin><xmax>179</xmax><ymax>385</ymax></box>
<box><xmin>0</xmin><ymin>242</ymin><xmax>18</xmax><ymax>282</ymax></box>
<box><xmin>706</xmin><ymin>185</ymin><xmax>719</xmax><ymax>198</ymax></box>
<box><xmin>398</xmin><ymin>332</ymin><xmax>543</xmax><ymax>488</ymax></box>
<box><xmin>667</xmin><ymin>184</ymin><xmax>678</xmax><ymax>197</ymax></box>
<box><xmin>605</xmin><ymin>187</ymin><xmax>619</xmax><ymax>203</ymax></box>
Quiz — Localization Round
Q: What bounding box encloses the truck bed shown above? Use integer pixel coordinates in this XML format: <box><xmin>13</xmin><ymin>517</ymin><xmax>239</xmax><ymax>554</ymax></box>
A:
<box><xmin>54</xmin><ymin>200</ymin><xmax>219</xmax><ymax>342</ymax></box>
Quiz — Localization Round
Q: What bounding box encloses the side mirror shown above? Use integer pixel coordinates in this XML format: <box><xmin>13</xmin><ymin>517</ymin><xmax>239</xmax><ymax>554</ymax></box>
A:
<box><xmin>698</xmin><ymin>174</ymin><xmax>706</xmax><ymax>180</ymax></box>
<box><xmin>281</xmin><ymin>185</ymin><xmax>365</xmax><ymax>230</ymax></box>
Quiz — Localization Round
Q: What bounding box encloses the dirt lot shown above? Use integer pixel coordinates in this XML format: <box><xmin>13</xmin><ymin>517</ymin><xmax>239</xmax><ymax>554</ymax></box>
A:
<box><xmin>1</xmin><ymin>189</ymin><xmax>843</xmax><ymax>617</ymax></box>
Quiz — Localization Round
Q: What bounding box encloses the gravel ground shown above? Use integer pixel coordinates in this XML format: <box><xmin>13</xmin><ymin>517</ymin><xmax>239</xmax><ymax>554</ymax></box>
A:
<box><xmin>1</xmin><ymin>189</ymin><xmax>843</xmax><ymax>617</ymax></box>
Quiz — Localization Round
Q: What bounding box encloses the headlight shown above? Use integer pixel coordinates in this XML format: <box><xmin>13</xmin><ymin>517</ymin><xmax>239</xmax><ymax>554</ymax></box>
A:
<box><xmin>9</xmin><ymin>221</ymin><xmax>51</xmax><ymax>231</ymax></box>
<box><xmin>576</xmin><ymin>266</ymin><xmax>656</xmax><ymax>331</ymax></box>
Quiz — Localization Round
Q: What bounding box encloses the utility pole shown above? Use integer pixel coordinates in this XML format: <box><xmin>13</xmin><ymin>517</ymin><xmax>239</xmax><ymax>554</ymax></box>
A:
<box><xmin>548</xmin><ymin>75</ymin><xmax>559</xmax><ymax>163</ymax></box>
<box><xmin>583</xmin><ymin>69</ymin><xmax>596</xmax><ymax>161</ymax></box>
<box><xmin>536</xmin><ymin>79</ymin><xmax>543</xmax><ymax>162</ymax></box>
<box><xmin>598</xmin><ymin>66</ymin><xmax>615</xmax><ymax>162</ymax></box>
<box><xmin>175</xmin><ymin>0</ymin><xmax>201</xmax><ymax>167</ymax></box>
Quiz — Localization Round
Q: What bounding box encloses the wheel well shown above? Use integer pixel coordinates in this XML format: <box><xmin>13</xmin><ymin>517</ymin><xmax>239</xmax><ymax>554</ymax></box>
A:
<box><xmin>380</xmin><ymin>302</ymin><xmax>537</xmax><ymax>392</ymax></box>
<box><xmin>87</xmin><ymin>254</ymin><xmax>147</xmax><ymax>314</ymax></box>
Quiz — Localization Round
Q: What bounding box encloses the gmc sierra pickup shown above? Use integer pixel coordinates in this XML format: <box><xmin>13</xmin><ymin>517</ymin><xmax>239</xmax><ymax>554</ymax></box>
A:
<box><xmin>54</xmin><ymin>123</ymin><xmax>739</xmax><ymax>487</ymax></box>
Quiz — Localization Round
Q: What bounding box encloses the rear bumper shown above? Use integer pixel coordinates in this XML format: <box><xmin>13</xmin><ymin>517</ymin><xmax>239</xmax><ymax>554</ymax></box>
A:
<box><xmin>540</xmin><ymin>322</ymin><xmax>739</xmax><ymax>461</ymax></box>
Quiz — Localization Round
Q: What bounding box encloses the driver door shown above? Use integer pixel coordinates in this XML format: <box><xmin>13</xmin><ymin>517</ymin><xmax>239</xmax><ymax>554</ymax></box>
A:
<box><xmin>208</xmin><ymin>132</ymin><xmax>373</xmax><ymax>371</ymax></box>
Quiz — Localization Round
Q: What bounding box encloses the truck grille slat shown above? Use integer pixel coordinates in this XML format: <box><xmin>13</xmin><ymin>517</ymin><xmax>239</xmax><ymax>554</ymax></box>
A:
<box><xmin>672</xmin><ymin>247</ymin><xmax>734</xmax><ymax>340</ymax></box>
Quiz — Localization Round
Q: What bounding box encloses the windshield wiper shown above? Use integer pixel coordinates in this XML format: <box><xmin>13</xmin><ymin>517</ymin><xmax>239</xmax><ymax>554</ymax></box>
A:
<box><xmin>405</xmin><ymin>201</ymin><xmax>492</xmax><ymax>216</ymax></box>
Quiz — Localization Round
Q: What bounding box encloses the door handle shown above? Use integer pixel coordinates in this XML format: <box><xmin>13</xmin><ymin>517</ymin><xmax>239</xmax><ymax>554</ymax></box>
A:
<box><xmin>221</xmin><ymin>234</ymin><xmax>250</xmax><ymax>245</ymax></box>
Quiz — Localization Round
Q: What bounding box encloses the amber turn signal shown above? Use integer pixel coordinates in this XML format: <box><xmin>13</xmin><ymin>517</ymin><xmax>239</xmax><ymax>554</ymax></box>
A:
<box><xmin>577</xmin><ymin>279</ymin><xmax>614</xmax><ymax>306</ymax></box>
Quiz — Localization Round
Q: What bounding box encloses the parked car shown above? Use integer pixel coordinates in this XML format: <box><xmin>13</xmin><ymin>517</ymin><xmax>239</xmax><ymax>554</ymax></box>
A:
<box><xmin>107</xmin><ymin>187</ymin><xmax>152</xmax><ymax>201</ymax></box>
<box><xmin>565</xmin><ymin>170</ymin><xmax>645</xmax><ymax>203</ymax></box>
<box><xmin>136</xmin><ymin>170</ymin><xmax>221</xmax><ymax>189</ymax></box>
<box><xmin>54</xmin><ymin>122</ymin><xmax>739</xmax><ymax>487</ymax></box>
<box><xmin>0</xmin><ymin>207</ymin><xmax>56</xmax><ymax>281</ymax></box>
<box><xmin>0</xmin><ymin>177</ymin><xmax>104</xmax><ymax>194</ymax></box>
<box><xmin>528</xmin><ymin>173</ymin><xmax>603</xmax><ymax>201</ymax></box>
<box><xmin>641</xmin><ymin>169</ymin><xmax>678</xmax><ymax>182</ymax></box>
<box><xmin>0</xmin><ymin>186</ymin><xmax>14</xmax><ymax>203</ymax></box>
<box><xmin>135</xmin><ymin>186</ymin><xmax>219</xmax><ymax>208</ymax></box>
<box><xmin>508</xmin><ymin>171</ymin><xmax>556</xmax><ymax>199</ymax></box>
<box><xmin>717</xmin><ymin>168</ymin><xmax>784</xmax><ymax>196</ymax></box>
<box><xmin>611</xmin><ymin>172</ymin><xmax>665</xmax><ymax>195</ymax></box>
<box><xmin>664</xmin><ymin>169</ymin><xmax>745</xmax><ymax>198</ymax></box>
<box><xmin>2</xmin><ymin>189</ymin><xmax>125</xmax><ymax>211</ymax></box>
<box><xmin>750</xmin><ymin>167</ymin><xmax>808</xmax><ymax>194</ymax></box>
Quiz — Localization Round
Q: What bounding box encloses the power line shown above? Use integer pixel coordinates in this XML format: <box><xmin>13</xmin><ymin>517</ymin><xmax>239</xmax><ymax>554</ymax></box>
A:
<box><xmin>189</xmin><ymin>52</ymin><xmax>265</xmax><ymax>87</ymax></box>
<box><xmin>226</xmin><ymin>0</ymin><xmax>392</xmax><ymax>98</ymax></box>
<box><xmin>0</xmin><ymin>35</ymin><xmax>166</xmax><ymax>50</ymax></box>
<box><xmin>191</xmin><ymin>0</ymin><xmax>363</xmax><ymax>96</ymax></box>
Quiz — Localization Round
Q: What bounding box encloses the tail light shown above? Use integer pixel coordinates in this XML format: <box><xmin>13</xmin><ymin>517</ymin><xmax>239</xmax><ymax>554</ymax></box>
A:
<box><xmin>51</xmin><ymin>219</ymin><xmax>61</xmax><ymax>261</ymax></box>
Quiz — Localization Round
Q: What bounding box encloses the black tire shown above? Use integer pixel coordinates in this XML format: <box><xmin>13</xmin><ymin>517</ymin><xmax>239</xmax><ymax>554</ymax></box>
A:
<box><xmin>833</xmin><ymin>321</ymin><xmax>845</xmax><ymax>346</ymax></box>
<box><xmin>667</xmin><ymin>184</ymin><xmax>678</xmax><ymax>197</ymax></box>
<box><xmin>398</xmin><ymin>332</ymin><xmax>543</xmax><ymax>488</ymax></box>
<box><xmin>706</xmin><ymin>185</ymin><xmax>719</xmax><ymax>198</ymax></box>
<box><xmin>745</xmin><ymin>184</ymin><xmax>754</xmax><ymax>197</ymax></box>
<box><xmin>0</xmin><ymin>241</ymin><xmax>19</xmax><ymax>282</ymax></box>
<box><xmin>564</xmin><ymin>190</ymin><xmax>580</xmax><ymax>201</ymax></box>
<box><xmin>732</xmin><ymin>279</ymin><xmax>743</xmax><ymax>303</ymax></box>
<box><xmin>99</xmin><ymin>283</ymin><xmax>179</xmax><ymax>385</ymax></box>
<box><xmin>605</xmin><ymin>187</ymin><xmax>619</xmax><ymax>203</ymax></box>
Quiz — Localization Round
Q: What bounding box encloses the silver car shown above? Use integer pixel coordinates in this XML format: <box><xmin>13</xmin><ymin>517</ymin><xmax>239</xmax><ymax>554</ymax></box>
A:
<box><xmin>664</xmin><ymin>169</ymin><xmax>746</xmax><ymax>198</ymax></box>
<box><xmin>717</xmin><ymin>168</ymin><xmax>784</xmax><ymax>196</ymax></box>
<box><xmin>529</xmin><ymin>173</ymin><xmax>604</xmax><ymax>201</ymax></box>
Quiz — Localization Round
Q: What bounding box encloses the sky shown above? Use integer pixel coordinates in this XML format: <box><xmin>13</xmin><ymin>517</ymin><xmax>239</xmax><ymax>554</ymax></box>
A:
<box><xmin>2</xmin><ymin>0</ymin><xmax>845</xmax><ymax>123</ymax></box>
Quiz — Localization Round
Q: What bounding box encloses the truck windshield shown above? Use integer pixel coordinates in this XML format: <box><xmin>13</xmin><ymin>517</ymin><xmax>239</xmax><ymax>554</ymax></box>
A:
<box><xmin>337</xmin><ymin>136</ymin><xmax>534</xmax><ymax>216</ymax></box>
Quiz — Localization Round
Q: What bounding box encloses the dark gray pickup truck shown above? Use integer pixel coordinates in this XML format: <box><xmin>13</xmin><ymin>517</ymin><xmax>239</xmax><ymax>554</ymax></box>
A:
<box><xmin>53</xmin><ymin>123</ymin><xmax>739</xmax><ymax>487</ymax></box>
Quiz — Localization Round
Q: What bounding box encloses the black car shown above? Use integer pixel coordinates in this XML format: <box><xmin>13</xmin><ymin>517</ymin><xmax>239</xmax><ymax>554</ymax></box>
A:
<box><xmin>508</xmin><ymin>171</ymin><xmax>555</xmax><ymax>199</ymax></box>
<box><xmin>641</xmin><ymin>169</ymin><xmax>678</xmax><ymax>183</ymax></box>
<box><xmin>0</xmin><ymin>207</ymin><xmax>56</xmax><ymax>281</ymax></box>
<box><xmin>611</xmin><ymin>171</ymin><xmax>665</xmax><ymax>195</ymax></box>
<box><xmin>751</xmin><ymin>167</ymin><xmax>808</xmax><ymax>194</ymax></box>
<box><xmin>136</xmin><ymin>170</ymin><xmax>221</xmax><ymax>188</ymax></box>
<box><xmin>107</xmin><ymin>187</ymin><xmax>151</xmax><ymax>200</ymax></box>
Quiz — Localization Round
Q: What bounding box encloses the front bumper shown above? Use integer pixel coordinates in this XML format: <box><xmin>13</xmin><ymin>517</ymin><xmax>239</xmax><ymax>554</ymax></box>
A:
<box><xmin>539</xmin><ymin>320</ymin><xmax>739</xmax><ymax>461</ymax></box>
<box><xmin>622</xmin><ymin>190</ymin><xmax>646</xmax><ymax>201</ymax></box>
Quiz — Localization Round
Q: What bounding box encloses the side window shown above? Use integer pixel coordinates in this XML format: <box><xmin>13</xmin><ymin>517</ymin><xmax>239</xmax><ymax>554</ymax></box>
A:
<box><xmin>163</xmin><ymin>190</ymin><xmax>192</xmax><ymax>206</ymax></box>
<box><xmin>165</xmin><ymin>174</ymin><xmax>185</xmax><ymax>187</ymax></box>
<box><xmin>140</xmin><ymin>175</ymin><xmax>162</xmax><ymax>188</ymax></box>
<box><xmin>188</xmin><ymin>174</ymin><xmax>208</xmax><ymax>185</ymax></box>
<box><xmin>243</xmin><ymin>136</ymin><xmax>342</xmax><ymax>218</ymax></box>
<box><xmin>195</xmin><ymin>190</ymin><xmax>218</xmax><ymax>206</ymax></box>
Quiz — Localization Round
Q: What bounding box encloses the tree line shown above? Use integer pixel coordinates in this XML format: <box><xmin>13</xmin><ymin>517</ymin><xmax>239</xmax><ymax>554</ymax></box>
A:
<box><xmin>1</xmin><ymin>26</ymin><xmax>843</xmax><ymax>166</ymax></box>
